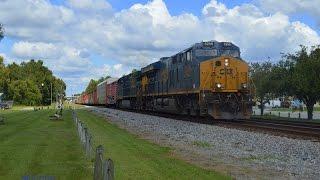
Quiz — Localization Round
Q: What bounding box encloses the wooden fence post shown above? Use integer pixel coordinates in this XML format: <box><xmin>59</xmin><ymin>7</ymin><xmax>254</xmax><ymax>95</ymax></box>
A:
<box><xmin>103</xmin><ymin>159</ymin><xmax>114</xmax><ymax>180</ymax></box>
<box><xmin>83</xmin><ymin>127</ymin><xmax>88</xmax><ymax>147</ymax></box>
<box><xmin>94</xmin><ymin>145</ymin><xmax>104</xmax><ymax>180</ymax></box>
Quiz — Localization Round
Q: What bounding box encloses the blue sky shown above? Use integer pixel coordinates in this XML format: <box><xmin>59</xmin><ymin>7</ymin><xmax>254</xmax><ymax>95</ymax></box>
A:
<box><xmin>0</xmin><ymin>0</ymin><xmax>319</xmax><ymax>96</ymax></box>
<box><xmin>51</xmin><ymin>0</ymin><xmax>319</xmax><ymax>29</ymax></box>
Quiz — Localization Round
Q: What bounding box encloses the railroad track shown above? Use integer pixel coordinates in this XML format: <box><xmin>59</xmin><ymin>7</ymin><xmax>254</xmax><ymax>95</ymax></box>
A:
<box><xmin>91</xmin><ymin>106</ymin><xmax>320</xmax><ymax>139</ymax></box>
<box><xmin>217</xmin><ymin>118</ymin><xmax>320</xmax><ymax>139</ymax></box>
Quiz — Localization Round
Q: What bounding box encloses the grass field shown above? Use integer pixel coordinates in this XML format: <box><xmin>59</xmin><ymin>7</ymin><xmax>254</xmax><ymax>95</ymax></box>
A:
<box><xmin>76</xmin><ymin>109</ymin><xmax>230</xmax><ymax>180</ymax></box>
<box><xmin>0</xmin><ymin>109</ymin><xmax>91</xmax><ymax>180</ymax></box>
<box><xmin>0</xmin><ymin>108</ymin><xmax>230</xmax><ymax>179</ymax></box>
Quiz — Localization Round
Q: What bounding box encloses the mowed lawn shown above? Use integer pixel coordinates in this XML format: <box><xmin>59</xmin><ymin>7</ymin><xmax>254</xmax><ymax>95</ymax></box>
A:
<box><xmin>77</xmin><ymin>109</ymin><xmax>230</xmax><ymax>180</ymax></box>
<box><xmin>0</xmin><ymin>109</ymin><xmax>91</xmax><ymax>179</ymax></box>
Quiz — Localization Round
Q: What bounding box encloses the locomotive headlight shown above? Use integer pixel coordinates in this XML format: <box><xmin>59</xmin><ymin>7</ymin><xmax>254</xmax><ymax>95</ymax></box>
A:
<box><xmin>224</xmin><ymin>59</ymin><xmax>229</xmax><ymax>66</ymax></box>
<box><xmin>216</xmin><ymin>83</ymin><xmax>222</xmax><ymax>88</ymax></box>
<box><xmin>242</xmin><ymin>83</ymin><xmax>247</xmax><ymax>89</ymax></box>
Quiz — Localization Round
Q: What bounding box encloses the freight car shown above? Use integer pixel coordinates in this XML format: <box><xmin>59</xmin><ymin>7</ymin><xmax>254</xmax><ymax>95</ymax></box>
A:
<box><xmin>116</xmin><ymin>40</ymin><xmax>253</xmax><ymax>119</ymax></box>
<box><xmin>106</xmin><ymin>78</ymin><xmax>118</xmax><ymax>106</ymax></box>
<box><xmin>97</xmin><ymin>80</ymin><xmax>107</xmax><ymax>105</ymax></box>
<box><xmin>78</xmin><ymin>78</ymin><xmax>119</xmax><ymax>107</ymax></box>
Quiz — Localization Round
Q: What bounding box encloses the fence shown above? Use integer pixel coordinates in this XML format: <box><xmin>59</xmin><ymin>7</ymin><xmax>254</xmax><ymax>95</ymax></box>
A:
<box><xmin>252</xmin><ymin>109</ymin><xmax>320</xmax><ymax>120</ymax></box>
<box><xmin>0</xmin><ymin>116</ymin><xmax>5</xmax><ymax>125</ymax></box>
<box><xmin>72</xmin><ymin>110</ymin><xmax>114</xmax><ymax>180</ymax></box>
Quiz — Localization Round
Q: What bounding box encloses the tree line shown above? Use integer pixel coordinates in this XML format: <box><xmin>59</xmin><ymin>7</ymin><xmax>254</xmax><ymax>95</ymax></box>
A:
<box><xmin>0</xmin><ymin>57</ymin><xmax>66</xmax><ymax>105</ymax></box>
<box><xmin>251</xmin><ymin>45</ymin><xmax>320</xmax><ymax>120</ymax></box>
<box><xmin>84</xmin><ymin>76</ymin><xmax>111</xmax><ymax>94</ymax></box>
<box><xmin>83</xmin><ymin>69</ymin><xmax>138</xmax><ymax>94</ymax></box>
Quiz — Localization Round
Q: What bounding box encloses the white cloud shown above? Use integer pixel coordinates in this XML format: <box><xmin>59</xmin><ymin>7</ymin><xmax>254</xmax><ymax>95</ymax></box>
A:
<box><xmin>202</xmin><ymin>0</ymin><xmax>320</xmax><ymax>60</ymax></box>
<box><xmin>67</xmin><ymin>0</ymin><xmax>112</xmax><ymax>11</ymax></box>
<box><xmin>258</xmin><ymin>0</ymin><xmax>320</xmax><ymax>25</ymax></box>
<box><xmin>1</xmin><ymin>0</ymin><xmax>320</xmax><ymax>95</ymax></box>
<box><xmin>113</xmin><ymin>64</ymin><xmax>122</xmax><ymax>71</ymax></box>
<box><xmin>202</xmin><ymin>0</ymin><xmax>228</xmax><ymax>17</ymax></box>
<box><xmin>0</xmin><ymin>52</ymin><xmax>13</xmax><ymax>64</ymax></box>
<box><xmin>12</xmin><ymin>41</ymin><xmax>62</xmax><ymax>59</ymax></box>
<box><xmin>0</xmin><ymin>0</ymin><xmax>75</xmax><ymax>41</ymax></box>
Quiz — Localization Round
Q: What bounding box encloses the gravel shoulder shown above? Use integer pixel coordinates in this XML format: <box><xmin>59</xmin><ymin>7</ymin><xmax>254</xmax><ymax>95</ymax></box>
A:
<box><xmin>87</xmin><ymin>107</ymin><xmax>320</xmax><ymax>180</ymax></box>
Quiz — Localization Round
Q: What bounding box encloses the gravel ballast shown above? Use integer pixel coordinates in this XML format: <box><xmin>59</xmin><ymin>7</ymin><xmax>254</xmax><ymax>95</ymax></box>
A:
<box><xmin>87</xmin><ymin>107</ymin><xmax>320</xmax><ymax>180</ymax></box>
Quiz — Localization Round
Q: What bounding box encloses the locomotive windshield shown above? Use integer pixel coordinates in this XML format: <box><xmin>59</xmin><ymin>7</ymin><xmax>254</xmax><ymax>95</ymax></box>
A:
<box><xmin>195</xmin><ymin>49</ymin><xmax>218</xmax><ymax>57</ymax></box>
<box><xmin>221</xmin><ymin>49</ymin><xmax>240</xmax><ymax>58</ymax></box>
<box><xmin>192</xmin><ymin>41</ymin><xmax>241</xmax><ymax>60</ymax></box>
<box><xmin>220</xmin><ymin>42</ymin><xmax>240</xmax><ymax>58</ymax></box>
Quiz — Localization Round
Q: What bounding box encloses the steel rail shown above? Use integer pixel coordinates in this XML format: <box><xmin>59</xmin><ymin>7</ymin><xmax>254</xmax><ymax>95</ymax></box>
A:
<box><xmin>221</xmin><ymin>118</ymin><xmax>320</xmax><ymax>138</ymax></box>
<box><xmin>91</xmin><ymin>106</ymin><xmax>320</xmax><ymax>139</ymax></box>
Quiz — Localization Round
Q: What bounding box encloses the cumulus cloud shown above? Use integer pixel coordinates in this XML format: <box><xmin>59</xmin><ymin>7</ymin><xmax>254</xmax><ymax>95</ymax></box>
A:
<box><xmin>0</xmin><ymin>53</ymin><xmax>14</xmax><ymax>64</ymax></box>
<box><xmin>67</xmin><ymin>0</ymin><xmax>112</xmax><ymax>11</ymax></box>
<box><xmin>0</xmin><ymin>0</ymin><xmax>75</xmax><ymax>41</ymax></box>
<box><xmin>1</xmin><ymin>0</ymin><xmax>320</xmax><ymax>95</ymax></box>
<box><xmin>258</xmin><ymin>0</ymin><xmax>320</xmax><ymax>24</ymax></box>
<box><xmin>202</xmin><ymin>0</ymin><xmax>320</xmax><ymax>60</ymax></box>
<box><xmin>12</xmin><ymin>42</ymin><xmax>62</xmax><ymax>59</ymax></box>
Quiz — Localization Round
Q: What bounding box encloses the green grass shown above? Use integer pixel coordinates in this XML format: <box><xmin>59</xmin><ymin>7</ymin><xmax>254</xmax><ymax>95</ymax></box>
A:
<box><xmin>76</xmin><ymin>109</ymin><xmax>230</xmax><ymax>180</ymax></box>
<box><xmin>0</xmin><ymin>109</ymin><xmax>92</xmax><ymax>180</ymax></box>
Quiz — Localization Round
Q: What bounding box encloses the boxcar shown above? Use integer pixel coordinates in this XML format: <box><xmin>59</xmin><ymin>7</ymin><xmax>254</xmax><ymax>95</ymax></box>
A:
<box><xmin>97</xmin><ymin>80</ymin><xmax>108</xmax><ymax>105</ymax></box>
<box><xmin>93</xmin><ymin>90</ymin><xmax>98</xmax><ymax>105</ymax></box>
<box><xmin>83</xmin><ymin>94</ymin><xmax>89</xmax><ymax>105</ymax></box>
<box><xmin>106</xmin><ymin>78</ymin><xmax>118</xmax><ymax>106</ymax></box>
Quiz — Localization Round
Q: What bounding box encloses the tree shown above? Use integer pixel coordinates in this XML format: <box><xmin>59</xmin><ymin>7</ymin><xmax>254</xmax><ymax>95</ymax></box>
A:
<box><xmin>85</xmin><ymin>79</ymin><xmax>98</xmax><ymax>94</ymax></box>
<box><xmin>269</xmin><ymin>59</ymin><xmax>294</xmax><ymax>97</ymax></box>
<box><xmin>8</xmin><ymin>80</ymin><xmax>42</xmax><ymax>105</ymax></box>
<box><xmin>0</xmin><ymin>23</ymin><xmax>4</xmax><ymax>42</ymax></box>
<box><xmin>250</xmin><ymin>62</ymin><xmax>274</xmax><ymax>115</ymax></box>
<box><xmin>97</xmin><ymin>75</ymin><xmax>110</xmax><ymax>84</ymax></box>
<box><xmin>0</xmin><ymin>56</ymin><xmax>4</xmax><ymax>68</ymax></box>
<box><xmin>84</xmin><ymin>75</ymin><xmax>110</xmax><ymax>94</ymax></box>
<box><xmin>0</xmin><ymin>58</ymin><xmax>66</xmax><ymax>105</ymax></box>
<box><xmin>0</xmin><ymin>56</ymin><xmax>7</xmax><ymax>95</ymax></box>
<box><xmin>0</xmin><ymin>58</ymin><xmax>12</xmax><ymax>100</ymax></box>
<box><xmin>285</xmin><ymin>45</ymin><xmax>320</xmax><ymax>119</ymax></box>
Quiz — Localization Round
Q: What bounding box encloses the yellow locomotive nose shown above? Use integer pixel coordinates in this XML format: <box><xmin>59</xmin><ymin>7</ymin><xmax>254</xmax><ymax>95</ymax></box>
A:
<box><xmin>200</xmin><ymin>56</ymin><xmax>248</xmax><ymax>92</ymax></box>
<box><xmin>200</xmin><ymin>56</ymin><xmax>251</xmax><ymax>119</ymax></box>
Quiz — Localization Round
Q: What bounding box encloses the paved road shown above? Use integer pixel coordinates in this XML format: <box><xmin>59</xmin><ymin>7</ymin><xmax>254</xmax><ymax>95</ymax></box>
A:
<box><xmin>253</xmin><ymin>107</ymin><xmax>320</xmax><ymax>120</ymax></box>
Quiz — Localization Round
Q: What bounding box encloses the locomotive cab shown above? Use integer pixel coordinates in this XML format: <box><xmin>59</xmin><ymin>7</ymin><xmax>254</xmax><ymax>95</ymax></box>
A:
<box><xmin>200</xmin><ymin>56</ymin><xmax>253</xmax><ymax>119</ymax></box>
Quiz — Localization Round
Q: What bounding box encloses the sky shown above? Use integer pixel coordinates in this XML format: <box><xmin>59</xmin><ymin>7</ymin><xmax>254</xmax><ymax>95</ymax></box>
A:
<box><xmin>0</xmin><ymin>0</ymin><xmax>320</xmax><ymax>96</ymax></box>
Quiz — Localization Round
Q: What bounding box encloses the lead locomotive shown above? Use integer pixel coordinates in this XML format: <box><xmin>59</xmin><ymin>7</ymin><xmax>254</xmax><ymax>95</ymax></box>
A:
<box><xmin>116</xmin><ymin>41</ymin><xmax>254</xmax><ymax>119</ymax></box>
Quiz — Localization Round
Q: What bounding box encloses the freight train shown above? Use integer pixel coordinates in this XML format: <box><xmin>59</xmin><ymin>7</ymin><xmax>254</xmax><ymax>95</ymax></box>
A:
<box><xmin>76</xmin><ymin>40</ymin><xmax>254</xmax><ymax>119</ymax></box>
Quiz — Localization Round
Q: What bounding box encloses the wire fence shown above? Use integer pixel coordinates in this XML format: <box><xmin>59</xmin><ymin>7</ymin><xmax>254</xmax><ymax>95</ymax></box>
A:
<box><xmin>72</xmin><ymin>110</ymin><xmax>114</xmax><ymax>180</ymax></box>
